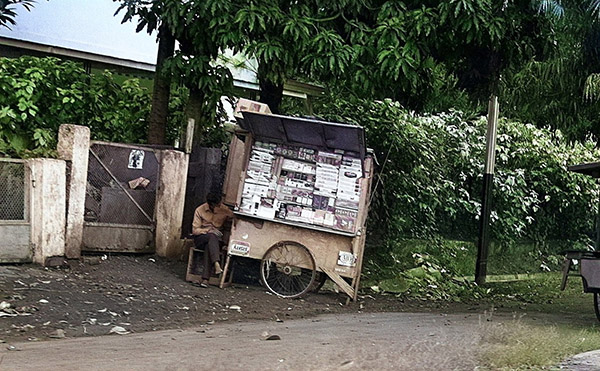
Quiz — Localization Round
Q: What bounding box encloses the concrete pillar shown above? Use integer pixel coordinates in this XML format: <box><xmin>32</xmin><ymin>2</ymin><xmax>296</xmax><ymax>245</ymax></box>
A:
<box><xmin>28</xmin><ymin>159</ymin><xmax>66</xmax><ymax>265</ymax></box>
<box><xmin>155</xmin><ymin>150</ymin><xmax>189</xmax><ymax>258</ymax></box>
<box><xmin>57</xmin><ymin>124</ymin><xmax>90</xmax><ymax>259</ymax></box>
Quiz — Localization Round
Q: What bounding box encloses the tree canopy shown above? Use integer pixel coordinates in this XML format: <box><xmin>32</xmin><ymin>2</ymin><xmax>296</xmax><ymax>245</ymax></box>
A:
<box><xmin>0</xmin><ymin>0</ymin><xmax>36</xmax><ymax>30</ymax></box>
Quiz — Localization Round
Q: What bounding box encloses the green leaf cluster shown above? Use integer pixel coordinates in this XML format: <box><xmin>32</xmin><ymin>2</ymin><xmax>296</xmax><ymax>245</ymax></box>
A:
<box><xmin>0</xmin><ymin>0</ymin><xmax>36</xmax><ymax>30</ymax></box>
<box><xmin>310</xmin><ymin>96</ymin><xmax>600</xmax><ymax>246</ymax></box>
<box><xmin>0</xmin><ymin>56</ymin><xmax>152</xmax><ymax>157</ymax></box>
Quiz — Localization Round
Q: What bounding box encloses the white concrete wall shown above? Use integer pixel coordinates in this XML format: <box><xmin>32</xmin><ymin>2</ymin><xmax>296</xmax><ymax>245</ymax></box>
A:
<box><xmin>28</xmin><ymin>159</ymin><xmax>66</xmax><ymax>264</ymax></box>
<box><xmin>155</xmin><ymin>150</ymin><xmax>189</xmax><ymax>258</ymax></box>
<box><xmin>57</xmin><ymin>124</ymin><xmax>90</xmax><ymax>259</ymax></box>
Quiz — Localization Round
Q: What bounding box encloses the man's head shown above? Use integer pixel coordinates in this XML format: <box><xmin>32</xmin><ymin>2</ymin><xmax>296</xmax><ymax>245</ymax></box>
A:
<box><xmin>206</xmin><ymin>192</ymin><xmax>222</xmax><ymax>209</ymax></box>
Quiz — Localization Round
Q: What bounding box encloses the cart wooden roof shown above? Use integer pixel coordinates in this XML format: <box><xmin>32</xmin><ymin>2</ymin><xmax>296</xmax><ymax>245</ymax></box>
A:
<box><xmin>239</xmin><ymin>112</ymin><xmax>367</xmax><ymax>160</ymax></box>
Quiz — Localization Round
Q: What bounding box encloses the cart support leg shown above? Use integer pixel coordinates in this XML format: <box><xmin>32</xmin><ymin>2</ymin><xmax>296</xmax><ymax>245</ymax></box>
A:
<box><xmin>219</xmin><ymin>254</ymin><xmax>231</xmax><ymax>289</ymax></box>
<box><xmin>321</xmin><ymin>267</ymin><xmax>355</xmax><ymax>299</ymax></box>
<box><xmin>560</xmin><ymin>257</ymin><xmax>572</xmax><ymax>291</ymax></box>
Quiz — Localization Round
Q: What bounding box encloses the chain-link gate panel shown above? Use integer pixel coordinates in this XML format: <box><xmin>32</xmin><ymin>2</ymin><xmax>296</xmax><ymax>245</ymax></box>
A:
<box><xmin>0</xmin><ymin>161</ymin><xmax>26</xmax><ymax>221</ymax></box>
<box><xmin>85</xmin><ymin>143</ymin><xmax>158</xmax><ymax>227</ymax></box>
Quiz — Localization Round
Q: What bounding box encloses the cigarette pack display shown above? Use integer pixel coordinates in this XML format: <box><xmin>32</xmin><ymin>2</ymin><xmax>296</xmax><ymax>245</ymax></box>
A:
<box><xmin>316</xmin><ymin>151</ymin><xmax>342</xmax><ymax>166</ymax></box>
<box><xmin>300</xmin><ymin>208</ymin><xmax>314</xmax><ymax>223</ymax></box>
<box><xmin>242</xmin><ymin>183</ymin><xmax>270</xmax><ymax>198</ymax></box>
<box><xmin>339</xmin><ymin>168</ymin><xmax>361</xmax><ymax>181</ymax></box>
<box><xmin>312</xmin><ymin>194</ymin><xmax>330</xmax><ymax>210</ymax></box>
<box><xmin>298</xmin><ymin>147</ymin><xmax>316</xmax><ymax>162</ymax></box>
<box><xmin>240</xmin><ymin>138</ymin><xmax>367</xmax><ymax>235</ymax></box>
<box><xmin>239</xmin><ymin>195</ymin><xmax>260</xmax><ymax>215</ymax></box>
<box><xmin>282</xmin><ymin>159</ymin><xmax>316</xmax><ymax>174</ymax></box>
<box><xmin>315</xmin><ymin>163</ymin><xmax>339</xmax><ymax>197</ymax></box>
<box><xmin>246</xmin><ymin>171</ymin><xmax>273</xmax><ymax>185</ymax></box>
<box><xmin>257</xmin><ymin>197</ymin><xmax>277</xmax><ymax>219</ymax></box>
<box><xmin>313</xmin><ymin>209</ymin><xmax>326</xmax><ymax>225</ymax></box>
<box><xmin>285</xmin><ymin>204</ymin><xmax>303</xmax><ymax>219</ymax></box>
<box><xmin>323</xmin><ymin>211</ymin><xmax>336</xmax><ymax>227</ymax></box>
<box><xmin>336</xmin><ymin>162</ymin><xmax>362</xmax><ymax>210</ymax></box>
<box><xmin>253</xmin><ymin>141</ymin><xmax>278</xmax><ymax>153</ymax></box>
<box><xmin>335</xmin><ymin>198</ymin><xmax>360</xmax><ymax>210</ymax></box>
<box><xmin>334</xmin><ymin>208</ymin><xmax>358</xmax><ymax>232</ymax></box>
<box><xmin>341</xmin><ymin>155</ymin><xmax>362</xmax><ymax>167</ymax></box>
<box><xmin>250</xmin><ymin>150</ymin><xmax>275</xmax><ymax>162</ymax></box>
<box><xmin>275</xmin><ymin>145</ymin><xmax>299</xmax><ymax>159</ymax></box>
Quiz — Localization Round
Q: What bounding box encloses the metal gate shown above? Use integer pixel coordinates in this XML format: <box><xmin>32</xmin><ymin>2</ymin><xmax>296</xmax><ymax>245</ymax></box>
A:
<box><xmin>82</xmin><ymin>142</ymin><xmax>160</xmax><ymax>253</ymax></box>
<box><xmin>0</xmin><ymin>159</ymin><xmax>31</xmax><ymax>262</ymax></box>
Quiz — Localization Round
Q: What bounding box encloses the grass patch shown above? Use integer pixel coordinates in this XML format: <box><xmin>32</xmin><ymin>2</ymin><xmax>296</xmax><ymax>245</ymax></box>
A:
<box><xmin>484</xmin><ymin>272</ymin><xmax>592</xmax><ymax>315</ymax></box>
<box><xmin>480</xmin><ymin>320</ymin><xmax>600</xmax><ymax>369</ymax></box>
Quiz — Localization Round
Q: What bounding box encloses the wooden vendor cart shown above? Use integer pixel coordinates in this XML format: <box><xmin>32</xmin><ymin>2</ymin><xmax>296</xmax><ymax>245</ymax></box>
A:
<box><xmin>217</xmin><ymin>112</ymin><xmax>374</xmax><ymax>300</ymax></box>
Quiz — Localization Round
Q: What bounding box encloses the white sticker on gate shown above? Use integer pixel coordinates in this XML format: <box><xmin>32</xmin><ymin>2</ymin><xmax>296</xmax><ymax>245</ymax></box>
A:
<box><xmin>229</xmin><ymin>240</ymin><xmax>250</xmax><ymax>256</ymax></box>
<box><xmin>128</xmin><ymin>149</ymin><xmax>145</xmax><ymax>169</ymax></box>
<box><xmin>337</xmin><ymin>251</ymin><xmax>357</xmax><ymax>267</ymax></box>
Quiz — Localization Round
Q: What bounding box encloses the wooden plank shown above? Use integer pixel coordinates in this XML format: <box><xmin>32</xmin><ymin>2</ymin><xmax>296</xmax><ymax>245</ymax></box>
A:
<box><xmin>321</xmin><ymin>267</ymin><xmax>355</xmax><ymax>298</ymax></box>
<box><xmin>235</xmin><ymin>134</ymin><xmax>253</xmax><ymax>207</ymax></box>
<box><xmin>350</xmin><ymin>156</ymin><xmax>375</xmax><ymax>300</ymax></box>
<box><xmin>223</xmin><ymin>135</ymin><xmax>247</xmax><ymax>205</ymax></box>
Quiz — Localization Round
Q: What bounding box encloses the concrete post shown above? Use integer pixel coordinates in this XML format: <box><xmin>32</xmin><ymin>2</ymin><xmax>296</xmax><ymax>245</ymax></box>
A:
<box><xmin>57</xmin><ymin>124</ymin><xmax>90</xmax><ymax>259</ymax></box>
<box><xmin>28</xmin><ymin>159</ymin><xmax>66</xmax><ymax>265</ymax></box>
<box><xmin>155</xmin><ymin>150</ymin><xmax>189</xmax><ymax>258</ymax></box>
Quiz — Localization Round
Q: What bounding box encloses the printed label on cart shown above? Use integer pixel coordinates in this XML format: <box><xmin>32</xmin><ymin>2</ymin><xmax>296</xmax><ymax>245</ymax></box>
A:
<box><xmin>337</xmin><ymin>251</ymin><xmax>357</xmax><ymax>267</ymax></box>
<box><xmin>229</xmin><ymin>241</ymin><xmax>250</xmax><ymax>256</ymax></box>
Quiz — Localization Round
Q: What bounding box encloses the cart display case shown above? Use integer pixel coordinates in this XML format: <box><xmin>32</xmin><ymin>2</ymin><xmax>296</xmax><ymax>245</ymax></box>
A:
<box><xmin>218</xmin><ymin>112</ymin><xmax>374</xmax><ymax>300</ymax></box>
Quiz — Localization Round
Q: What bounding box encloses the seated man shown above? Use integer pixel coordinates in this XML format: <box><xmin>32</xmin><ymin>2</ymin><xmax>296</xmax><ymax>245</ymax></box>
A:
<box><xmin>192</xmin><ymin>192</ymin><xmax>234</xmax><ymax>287</ymax></box>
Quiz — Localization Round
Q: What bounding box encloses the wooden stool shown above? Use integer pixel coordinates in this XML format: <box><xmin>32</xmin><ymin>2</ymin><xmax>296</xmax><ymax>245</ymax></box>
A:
<box><xmin>185</xmin><ymin>239</ymin><xmax>234</xmax><ymax>287</ymax></box>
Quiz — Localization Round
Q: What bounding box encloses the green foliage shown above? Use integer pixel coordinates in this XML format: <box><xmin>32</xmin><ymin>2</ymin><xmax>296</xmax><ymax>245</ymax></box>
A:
<box><xmin>84</xmin><ymin>71</ymin><xmax>150</xmax><ymax>143</ymax></box>
<box><xmin>367</xmin><ymin>247</ymin><xmax>486</xmax><ymax>301</ymax></box>
<box><xmin>0</xmin><ymin>0</ymin><xmax>36</xmax><ymax>30</ymax></box>
<box><xmin>498</xmin><ymin>3</ymin><xmax>600</xmax><ymax>142</ymax></box>
<box><xmin>312</xmin><ymin>97</ymin><xmax>600</xmax><ymax>247</ymax></box>
<box><xmin>116</xmin><ymin>0</ymin><xmax>239</xmax><ymax>132</ymax></box>
<box><xmin>0</xmin><ymin>56</ymin><xmax>152</xmax><ymax>157</ymax></box>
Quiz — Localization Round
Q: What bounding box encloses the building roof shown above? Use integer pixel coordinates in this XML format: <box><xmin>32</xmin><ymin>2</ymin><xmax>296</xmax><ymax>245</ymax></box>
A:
<box><xmin>0</xmin><ymin>0</ymin><xmax>323</xmax><ymax>97</ymax></box>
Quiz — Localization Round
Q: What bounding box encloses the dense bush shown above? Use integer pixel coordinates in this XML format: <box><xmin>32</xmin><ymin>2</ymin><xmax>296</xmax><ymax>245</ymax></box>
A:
<box><xmin>309</xmin><ymin>96</ymin><xmax>600</xmax><ymax>249</ymax></box>
<box><xmin>0</xmin><ymin>56</ymin><xmax>152</xmax><ymax>157</ymax></box>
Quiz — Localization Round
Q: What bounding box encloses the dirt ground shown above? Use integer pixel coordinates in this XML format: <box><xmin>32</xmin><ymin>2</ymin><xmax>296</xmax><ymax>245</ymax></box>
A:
<box><xmin>0</xmin><ymin>254</ymin><xmax>431</xmax><ymax>344</ymax></box>
<box><xmin>0</xmin><ymin>254</ymin><xmax>588</xmax><ymax>345</ymax></box>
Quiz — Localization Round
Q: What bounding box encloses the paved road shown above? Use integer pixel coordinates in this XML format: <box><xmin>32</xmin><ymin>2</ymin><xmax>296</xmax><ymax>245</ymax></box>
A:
<box><xmin>561</xmin><ymin>350</ymin><xmax>600</xmax><ymax>370</ymax></box>
<box><xmin>0</xmin><ymin>312</ymin><xmax>485</xmax><ymax>370</ymax></box>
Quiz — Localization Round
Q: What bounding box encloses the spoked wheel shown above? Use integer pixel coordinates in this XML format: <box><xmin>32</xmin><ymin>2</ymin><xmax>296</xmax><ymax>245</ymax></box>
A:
<box><xmin>260</xmin><ymin>241</ymin><xmax>316</xmax><ymax>299</ymax></box>
<box><xmin>311</xmin><ymin>272</ymin><xmax>328</xmax><ymax>293</ymax></box>
<box><xmin>594</xmin><ymin>293</ymin><xmax>600</xmax><ymax>322</ymax></box>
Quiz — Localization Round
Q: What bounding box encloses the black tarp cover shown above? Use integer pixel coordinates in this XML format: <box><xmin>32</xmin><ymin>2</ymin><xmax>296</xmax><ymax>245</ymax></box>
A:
<box><xmin>240</xmin><ymin>112</ymin><xmax>367</xmax><ymax>159</ymax></box>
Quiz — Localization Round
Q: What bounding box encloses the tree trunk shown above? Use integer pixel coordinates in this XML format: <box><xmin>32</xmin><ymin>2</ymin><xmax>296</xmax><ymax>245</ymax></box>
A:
<box><xmin>258</xmin><ymin>64</ymin><xmax>284</xmax><ymax>114</ymax></box>
<box><xmin>147</xmin><ymin>25</ymin><xmax>175</xmax><ymax>145</ymax></box>
<box><xmin>184</xmin><ymin>86</ymin><xmax>207</xmax><ymax>146</ymax></box>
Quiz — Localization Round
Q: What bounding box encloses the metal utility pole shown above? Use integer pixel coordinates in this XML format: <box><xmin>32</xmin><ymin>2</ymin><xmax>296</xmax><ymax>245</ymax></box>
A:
<box><xmin>475</xmin><ymin>95</ymin><xmax>499</xmax><ymax>285</ymax></box>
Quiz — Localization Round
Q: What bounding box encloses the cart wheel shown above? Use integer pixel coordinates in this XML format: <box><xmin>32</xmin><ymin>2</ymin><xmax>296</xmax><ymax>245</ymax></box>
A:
<box><xmin>260</xmin><ymin>241</ymin><xmax>316</xmax><ymax>298</ymax></box>
<box><xmin>594</xmin><ymin>293</ymin><xmax>600</xmax><ymax>322</ymax></box>
<box><xmin>311</xmin><ymin>272</ymin><xmax>327</xmax><ymax>293</ymax></box>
